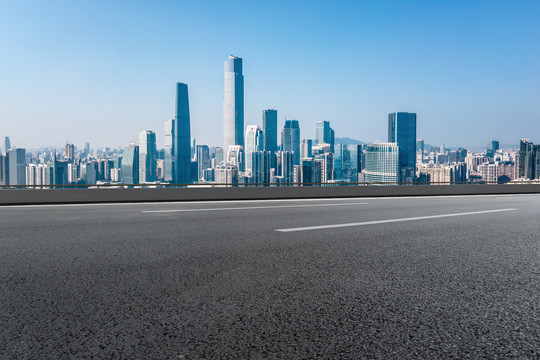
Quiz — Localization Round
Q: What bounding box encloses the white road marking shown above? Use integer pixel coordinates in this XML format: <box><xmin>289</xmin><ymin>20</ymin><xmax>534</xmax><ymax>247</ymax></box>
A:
<box><xmin>275</xmin><ymin>208</ymin><xmax>517</xmax><ymax>232</ymax></box>
<box><xmin>141</xmin><ymin>202</ymin><xmax>370</xmax><ymax>213</ymax></box>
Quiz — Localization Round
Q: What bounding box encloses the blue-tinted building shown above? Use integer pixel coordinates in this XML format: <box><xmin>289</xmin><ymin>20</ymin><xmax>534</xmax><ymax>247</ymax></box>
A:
<box><xmin>388</xmin><ymin>112</ymin><xmax>417</xmax><ymax>181</ymax></box>
<box><xmin>175</xmin><ymin>83</ymin><xmax>192</xmax><ymax>184</ymax></box>
<box><xmin>281</xmin><ymin>120</ymin><xmax>300</xmax><ymax>165</ymax></box>
<box><xmin>164</xmin><ymin>118</ymin><xmax>175</xmax><ymax>182</ymax></box>
<box><xmin>8</xmin><ymin>148</ymin><xmax>25</xmax><ymax>186</ymax></box>
<box><xmin>316</xmin><ymin>121</ymin><xmax>335</xmax><ymax>153</ymax></box>
<box><xmin>262</xmin><ymin>109</ymin><xmax>278</xmax><ymax>153</ymax></box>
<box><xmin>334</xmin><ymin>144</ymin><xmax>359</xmax><ymax>183</ymax></box>
<box><xmin>121</xmin><ymin>143</ymin><xmax>139</xmax><ymax>185</ymax></box>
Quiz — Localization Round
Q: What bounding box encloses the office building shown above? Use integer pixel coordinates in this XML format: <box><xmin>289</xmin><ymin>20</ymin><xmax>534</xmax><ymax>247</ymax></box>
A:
<box><xmin>8</xmin><ymin>148</ymin><xmax>26</xmax><ymax>186</ymax></box>
<box><xmin>223</xmin><ymin>55</ymin><xmax>244</xmax><ymax>152</ymax></box>
<box><xmin>139</xmin><ymin>130</ymin><xmax>157</xmax><ymax>183</ymax></box>
<box><xmin>250</xmin><ymin>151</ymin><xmax>271</xmax><ymax>185</ymax></box>
<box><xmin>388</xmin><ymin>112</ymin><xmax>417</xmax><ymax>181</ymax></box>
<box><xmin>281</xmin><ymin>120</ymin><xmax>300</xmax><ymax>165</ymax></box>
<box><xmin>316</xmin><ymin>121</ymin><xmax>335</xmax><ymax>153</ymax></box>
<box><xmin>0</xmin><ymin>154</ymin><xmax>8</xmax><ymax>185</ymax></box>
<box><xmin>334</xmin><ymin>144</ymin><xmax>359</xmax><ymax>183</ymax></box>
<box><xmin>215</xmin><ymin>161</ymin><xmax>238</xmax><ymax>186</ymax></box>
<box><xmin>364</xmin><ymin>142</ymin><xmax>400</xmax><ymax>184</ymax></box>
<box><xmin>3</xmin><ymin>137</ymin><xmax>10</xmax><ymax>155</ymax></box>
<box><xmin>121</xmin><ymin>143</ymin><xmax>139</xmax><ymax>185</ymax></box>
<box><xmin>227</xmin><ymin>145</ymin><xmax>244</xmax><ymax>171</ymax></box>
<box><xmin>244</xmin><ymin>125</ymin><xmax>264</xmax><ymax>175</ymax></box>
<box><xmin>164</xmin><ymin>118</ymin><xmax>175</xmax><ymax>182</ymax></box>
<box><xmin>487</xmin><ymin>140</ymin><xmax>500</xmax><ymax>159</ymax></box>
<box><xmin>64</xmin><ymin>143</ymin><xmax>75</xmax><ymax>161</ymax></box>
<box><xmin>277</xmin><ymin>151</ymin><xmax>294</xmax><ymax>184</ymax></box>
<box><xmin>300</xmin><ymin>139</ymin><xmax>313</xmax><ymax>160</ymax></box>
<box><xmin>175</xmin><ymin>83</ymin><xmax>192</xmax><ymax>184</ymax></box>
<box><xmin>197</xmin><ymin>145</ymin><xmax>210</xmax><ymax>180</ymax></box>
<box><xmin>263</xmin><ymin>109</ymin><xmax>278</xmax><ymax>152</ymax></box>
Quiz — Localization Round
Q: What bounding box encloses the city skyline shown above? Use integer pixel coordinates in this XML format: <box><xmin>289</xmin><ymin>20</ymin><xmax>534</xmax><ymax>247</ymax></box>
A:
<box><xmin>1</xmin><ymin>1</ymin><xmax>540</xmax><ymax>149</ymax></box>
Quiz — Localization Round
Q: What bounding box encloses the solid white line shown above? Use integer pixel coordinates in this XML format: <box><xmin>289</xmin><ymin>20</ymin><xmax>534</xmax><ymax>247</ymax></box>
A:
<box><xmin>141</xmin><ymin>202</ymin><xmax>370</xmax><ymax>213</ymax></box>
<box><xmin>275</xmin><ymin>208</ymin><xmax>517</xmax><ymax>232</ymax></box>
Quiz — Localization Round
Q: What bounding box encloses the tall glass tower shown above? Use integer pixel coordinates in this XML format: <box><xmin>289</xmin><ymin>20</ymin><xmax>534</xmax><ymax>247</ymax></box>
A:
<box><xmin>281</xmin><ymin>120</ymin><xmax>300</xmax><ymax>165</ymax></box>
<box><xmin>388</xmin><ymin>112</ymin><xmax>417</xmax><ymax>181</ymax></box>
<box><xmin>121</xmin><ymin>143</ymin><xmax>139</xmax><ymax>185</ymax></box>
<box><xmin>175</xmin><ymin>83</ymin><xmax>192</xmax><ymax>184</ymax></box>
<box><xmin>139</xmin><ymin>130</ymin><xmax>157</xmax><ymax>183</ymax></box>
<box><xmin>262</xmin><ymin>109</ymin><xmax>278</xmax><ymax>152</ymax></box>
<box><xmin>315</xmin><ymin>121</ymin><xmax>335</xmax><ymax>153</ymax></box>
<box><xmin>223</xmin><ymin>55</ymin><xmax>244</xmax><ymax>153</ymax></box>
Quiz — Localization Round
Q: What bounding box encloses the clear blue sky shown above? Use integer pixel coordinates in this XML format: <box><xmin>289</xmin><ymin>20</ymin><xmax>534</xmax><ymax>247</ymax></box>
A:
<box><xmin>1</xmin><ymin>0</ymin><xmax>539</xmax><ymax>150</ymax></box>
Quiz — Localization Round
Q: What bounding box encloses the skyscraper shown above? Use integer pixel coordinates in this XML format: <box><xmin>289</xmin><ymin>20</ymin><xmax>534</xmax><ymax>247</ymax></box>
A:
<box><xmin>388</xmin><ymin>112</ymin><xmax>417</xmax><ymax>181</ymax></box>
<box><xmin>364</xmin><ymin>142</ymin><xmax>400</xmax><ymax>184</ymax></box>
<box><xmin>8</xmin><ymin>148</ymin><xmax>26</xmax><ymax>186</ymax></box>
<box><xmin>196</xmin><ymin>145</ymin><xmax>210</xmax><ymax>180</ymax></box>
<box><xmin>0</xmin><ymin>153</ymin><xmax>9</xmax><ymax>185</ymax></box>
<box><xmin>281</xmin><ymin>120</ymin><xmax>300</xmax><ymax>165</ymax></box>
<box><xmin>223</xmin><ymin>55</ymin><xmax>244</xmax><ymax>152</ymax></box>
<box><xmin>244</xmin><ymin>125</ymin><xmax>264</xmax><ymax>175</ymax></box>
<box><xmin>300</xmin><ymin>139</ymin><xmax>313</xmax><ymax>159</ymax></box>
<box><xmin>164</xmin><ymin>118</ymin><xmax>175</xmax><ymax>182</ymax></box>
<box><xmin>487</xmin><ymin>140</ymin><xmax>500</xmax><ymax>159</ymax></box>
<box><xmin>175</xmin><ymin>83</ymin><xmax>192</xmax><ymax>184</ymax></box>
<box><xmin>315</xmin><ymin>121</ymin><xmax>335</xmax><ymax>153</ymax></box>
<box><xmin>262</xmin><ymin>109</ymin><xmax>278</xmax><ymax>152</ymax></box>
<box><xmin>139</xmin><ymin>130</ymin><xmax>157</xmax><ymax>183</ymax></box>
<box><xmin>3</xmin><ymin>137</ymin><xmax>10</xmax><ymax>155</ymax></box>
<box><xmin>121</xmin><ymin>143</ymin><xmax>139</xmax><ymax>185</ymax></box>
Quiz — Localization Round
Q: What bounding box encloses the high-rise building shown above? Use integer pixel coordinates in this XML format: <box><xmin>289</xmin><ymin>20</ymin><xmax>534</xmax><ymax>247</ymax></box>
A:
<box><xmin>250</xmin><ymin>151</ymin><xmax>271</xmax><ymax>185</ymax></box>
<box><xmin>364</xmin><ymin>142</ymin><xmax>400</xmax><ymax>184</ymax></box>
<box><xmin>262</xmin><ymin>109</ymin><xmax>278</xmax><ymax>152</ymax></box>
<box><xmin>301</xmin><ymin>158</ymin><xmax>315</xmax><ymax>185</ymax></box>
<box><xmin>334</xmin><ymin>144</ymin><xmax>359</xmax><ymax>182</ymax></box>
<box><xmin>244</xmin><ymin>125</ymin><xmax>264</xmax><ymax>175</ymax></box>
<box><xmin>139</xmin><ymin>130</ymin><xmax>157</xmax><ymax>183</ymax></box>
<box><xmin>316</xmin><ymin>121</ymin><xmax>335</xmax><ymax>153</ymax></box>
<box><xmin>388</xmin><ymin>112</ymin><xmax>417</xmax><ymax>181</ymax></box>
<box><xmin>197</xmin><ymin>145</ymin><xmax>210</xmax><ymax>180</ymax></box>
<box><xmin>164</xmin><ymin>118</ymin><xmax>175</xmax><ymax>182</ymax></box>
<box><xmin>487</xmin><ymin>140</ymin><xmax>500</xmax><ymax>159</ymax></box>
<box><xmin>121</xmin><ymin>143</ymin><xmax>139</xmax><ymax>185</ymax></box>
<box><xmin>300</xmin><ymin>139</ymin><xmax>313</xmax><ymax>160</ymax></box>
<box><xmin>8</xmin><ymin>148</ymin><xmax>26</xmax><ymax>186</ymax></box>
<box><xmin>277</xmin><ymin>151</ymin><xmax>294</xmax><ymax>184</ymax></box>
<box><xmin>0</xmin><ymin>154</ymin><xmax>8</xmax><ymax>185</ymax></box>
<box><xmin>3</xmin><ymin>137</ymin><xmax>10</xmax><ymax>155</ymax></box>
<box><xmin>175</xmin><ymin>83</ymin><xmax>192</xmax><ymax>184</ymax></box>
<box><xmin>82</xmin><ymin>142</ymin><xmax>90</xmax><ymax>157</ymax></box>
<box><xmin>215</xmin><ymin>161</ymin><xmax>238</xmax><ymax>186</ymax></box>
<box><xmin>227</xmin><ymin>145</ymin><xmax>244</xmax><ymax>171</ymax></box>
<box><xmin>281</xmin><ymin>120</ymin><xmax>300</xmax><ymax>165</ymax></box>
<box><xmin>416</xmin><ymin>139</ymin><xmax>424</xmax><ymax>164</ymax></box>
<box><xmin>223</xmin><ymin>55</ymin><xmax>244</xmax><ymax>152</ymax></box>
<box><xmin>64</xmin><ymin>143</ymin><xmax>75</xmax><ymax>161</ymax></box>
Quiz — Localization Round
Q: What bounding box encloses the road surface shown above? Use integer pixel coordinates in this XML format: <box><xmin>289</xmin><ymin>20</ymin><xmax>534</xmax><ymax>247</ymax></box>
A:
<box><xmin>1</xmin><ymin>194</ymin><xmax>540</xmax><ymax>359</ymax></box>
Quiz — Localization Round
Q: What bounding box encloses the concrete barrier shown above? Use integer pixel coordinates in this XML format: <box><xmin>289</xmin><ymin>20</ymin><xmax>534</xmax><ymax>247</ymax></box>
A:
<box><xmin>0</xmin><ymin>184</ymin><xmax>539</xmax><ymax>205</ymax></box>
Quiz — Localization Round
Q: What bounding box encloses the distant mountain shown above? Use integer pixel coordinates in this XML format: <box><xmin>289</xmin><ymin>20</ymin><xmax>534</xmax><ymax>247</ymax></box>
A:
<box><xmin>335</xmin><ymin>137</ymin><xmax>366</xmax><ymax>145</ymax></box>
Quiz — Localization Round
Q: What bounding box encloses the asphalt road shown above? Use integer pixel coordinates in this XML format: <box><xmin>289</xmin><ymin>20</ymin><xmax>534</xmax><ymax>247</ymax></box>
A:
<box><xmin>1</xmin><ymin>194</ymin><xmax>540</xmax><ymax>359</ymax></box>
